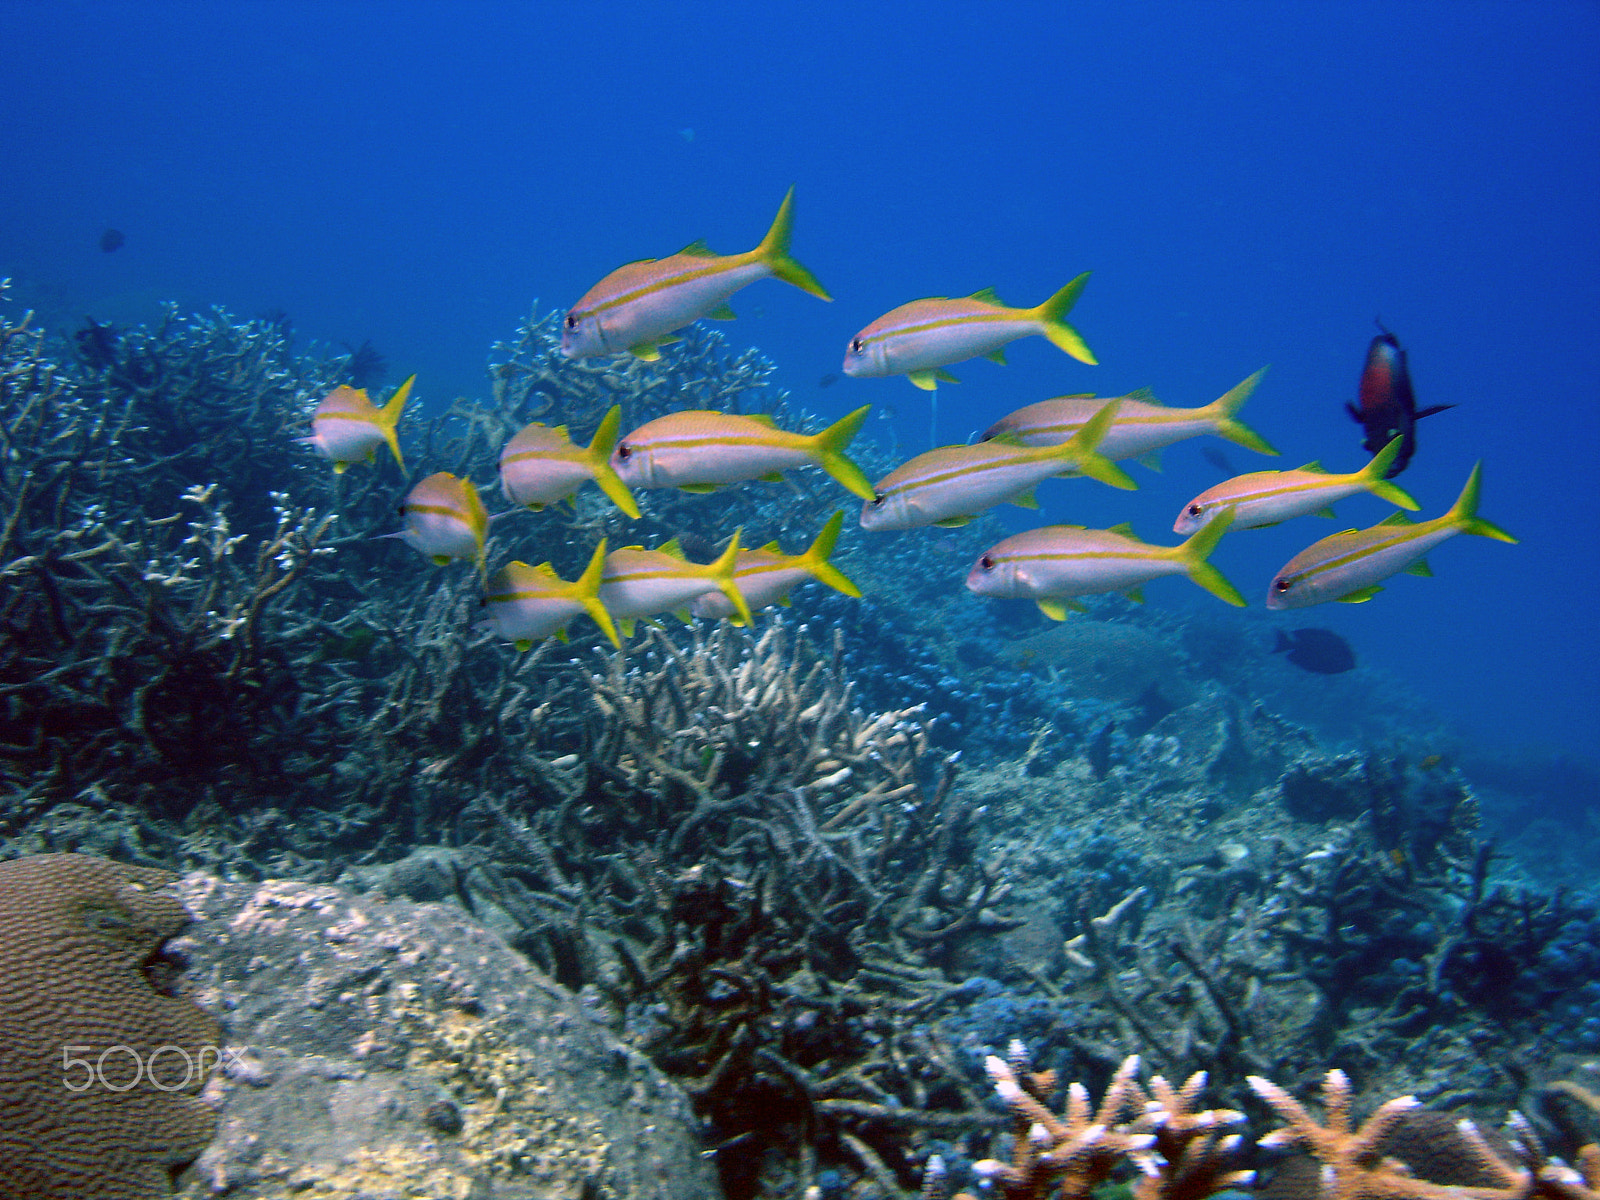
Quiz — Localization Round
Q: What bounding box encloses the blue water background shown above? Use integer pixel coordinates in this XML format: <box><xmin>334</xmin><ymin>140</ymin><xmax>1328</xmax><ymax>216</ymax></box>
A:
<box><xmin>1</xmin><ymin>1</ymin><xmax>1595</xmax><ymax>759</ymax></box>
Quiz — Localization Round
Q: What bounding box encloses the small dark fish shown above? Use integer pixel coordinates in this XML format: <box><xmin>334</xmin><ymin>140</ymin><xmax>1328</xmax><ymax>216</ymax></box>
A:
<box><xmin>1200</xmin><ymin>445</ymin><xmax>1236</xmax><ymax>476</ymax></box>
<box><xmin>73</xmin><ymin>317</ymin><xmax>121</xmax><ymax>370</ymax></box>
<box><xmin>1345</xmin><ymin>322</ymin><xmax>1452</xmax><ymax>478</ymax></box>
<box><xmin>1274</xmin><ymin>627</ymin><xmax>1356</xmax><ymax>674</ymax></box>
<box><xmin>340</xmin><ymin>339</ymin><xmax>388</xmax><ymax>389</ymax></box>
<box><xmin>99</xmin><ymin>227</ymin><xmax>125</xmax><ymax>253</ymax></box>
<box><xmin>818</xmin><ymin>372</ymin><xmax>839</xmax><ymax>389</ymax></box>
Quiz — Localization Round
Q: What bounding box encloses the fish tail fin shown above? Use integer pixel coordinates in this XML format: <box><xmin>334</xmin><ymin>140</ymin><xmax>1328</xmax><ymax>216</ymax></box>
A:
<box><xmin>1447</xmin><ymin>462</ymin><xmax>1518</xmax><ymax>543</ymax></box>
<box><xmin>1061</xmin><ymin>399</ymin><xmax>1137</xmax><ymax>490</ymax></box>
<box><xmin>709</xmin><ymin>530</ymin><xmax>755</xmax><ymax>625</ymax></box>
<box><xmin>1033</xmin><ymin>272</ymin><xmax>1097</xmax><ymax>364</ymax></box>
<box><xmin>584</xmin><ymin>405</ymin><xmax>642</xmax><ymax>518</ymax></box>
<box><xmin>1202</xmin><ymin>367</ymin><xmax>1278</xmax><ymax>455</ymax></box>
<box><xmin>573</xmin><ymin>538</ymin><xmax>622</xmax><ymax>647</ymax></box>
<box><xmin>756</xmin><ymin>185</ymin><xmax>831</xmax><ymax>301</ymax></box>
<box><xmin>1358</xmin><ymin>437</ymin><xmax>1421</xmax><ymax>510</ymax></box>
<box><xmin>800</xmin><ymin>511</ymin><xmax>862</xmax><ymax>598</ymax></box>
<box><xmin>1175</xmin><ymin>506</ymin><xmax>1247</xmax><ymax>606</ymax></box>
<box><xmin>808</xmin><ymin>405</ymin><xmax>875</xmax><ymax>499</ymax></box>
<box><xmin>378</xmin><ymin>374</ymin><xmax>415</xmax><ymax>472</ymax></box>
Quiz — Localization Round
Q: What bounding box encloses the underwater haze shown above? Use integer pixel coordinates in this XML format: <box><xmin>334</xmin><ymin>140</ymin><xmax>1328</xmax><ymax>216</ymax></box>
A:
<box><xmin>1</xmin><ymin>0</ymin><xmax>1596</xmax><ymax>759</ymax></box>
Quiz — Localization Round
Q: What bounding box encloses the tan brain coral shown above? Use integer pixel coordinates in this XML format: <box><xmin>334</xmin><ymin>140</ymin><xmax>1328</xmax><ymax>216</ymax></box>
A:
<box><xmin>0</xmin><ymin>854</ymin><xmax>220</xmax><ymax>1200</ymax></box>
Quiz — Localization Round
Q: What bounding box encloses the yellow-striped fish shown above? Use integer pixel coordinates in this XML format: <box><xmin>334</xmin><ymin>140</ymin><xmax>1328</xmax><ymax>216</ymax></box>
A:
<box><xmin>1175</xmin><ymin>436</ymin><xmax>1417</xmax><ymax>534</ymax></box>
<box><xmin>981</xmin><ymin>369</ymin><xmax>1277</xmax><ymax>462</ymax></box>
<box><xmin>390</xmin><ymin>471</ymin><xmax>490</xmax><ymax>573</ymax></box>
<box><xmin>967</xmin><ymin>508</ymin><xmax>1245</xmax><ymax>617</ymax></box>
<box><xmin>599</xmin><ymin>533</ymin><xmax>754</xmax><ymax>634</ymax></box>
<box><xmin>612</xmin><ymin>406</ymin><xmax>874</xmax><ymax>499</ymax></box>
<box><xmin>842</xmin><ymin>275</ymin><xmax>1095</xmax><ymax>391</ymax></box>
<box><xmin>499</xmin><ymin>405</ymin><xmax>640</xmax><ymax>518</ymax></box>
<box><xmin>480</xmin><ymin>540</ymin><xmax>620</xmax><ymax>651</ymax></box>
<box><xmin>299</xmin><ymin>375</ymin><xmax>414</xmax><ymax>472</ymax></box>
<box><xmin>860</xmin><ymin>400</ymin><xmax>1135</xmax><ymax>532</ymax></box>
<box><xmin>1267</xmin><ymin>462</ymin><xmax>1515</xmax><ymax>609</ymax></box>
<box><xmin>691</xmin><ymin>511</ymin><xmax>861</xmax><ymax>623</ymax></box>
<box><xmin>561</xmin><ymin>187</ymin><xmax>830</xmax><ymax>361</ymax></box>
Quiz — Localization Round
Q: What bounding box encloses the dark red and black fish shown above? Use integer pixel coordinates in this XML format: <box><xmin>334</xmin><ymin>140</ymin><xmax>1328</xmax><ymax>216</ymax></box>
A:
<box><xmin>1274</xmin><ymin>627</ymin><xmax>1356</xmax><ymax>675</ymax></box>
<box><xmin>1345</xmin><ymin>323</ymin><xmax>1452</xmax><ymax>478</ymax></box>
<box><xmin>99</xmin><ymin>227</ymin><xmax>125</xmax><ymax>253</ymax></box>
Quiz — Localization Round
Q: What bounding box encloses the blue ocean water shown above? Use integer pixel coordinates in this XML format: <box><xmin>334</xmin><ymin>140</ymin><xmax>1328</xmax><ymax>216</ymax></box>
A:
<box><xmin>1</xmin><ymin>0</ymin><xmax>1595</xmax><ymax>760</ymax></box>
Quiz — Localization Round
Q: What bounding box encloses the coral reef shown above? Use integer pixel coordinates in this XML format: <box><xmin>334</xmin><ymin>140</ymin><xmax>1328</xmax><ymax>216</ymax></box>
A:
<box><xmin>0</xmin><ymin>853</ymin><xmax>220</xmax><ymax>1200</ymax></box>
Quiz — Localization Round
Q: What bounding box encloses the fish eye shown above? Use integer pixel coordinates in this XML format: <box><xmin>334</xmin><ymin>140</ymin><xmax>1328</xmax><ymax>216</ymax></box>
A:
<box><xmin>1273</xmin><ymin>577</ymin><xmax>1292</xmax><ymax>593</ymax></box>
<box><xmin>979</xmin><ymin>554</ymin><xmax>994</xmax><ymax>571</ymax></box>
<box><xmin>870</xmin><ymin>493</ymin><xmax>884</xmax><ymax>506</ymax></box>
<box><xmin>564</xmin><ymin>313</ymin><xmax>578</xmax><ymax>330</ymax></box>
<box><xmin>1188</xmin><ymin>503</ymin><xmax>1205</xmax><ymax>517</ymax></box>
<box><xmin>850</xmin><ymin>338</ymin><xmax>864</xmax><ymax>354</ymax></box>
<box><xmin>616</xmin><ymin>443</ymin><xmax>632</xmax><ymax>460</ymax></box>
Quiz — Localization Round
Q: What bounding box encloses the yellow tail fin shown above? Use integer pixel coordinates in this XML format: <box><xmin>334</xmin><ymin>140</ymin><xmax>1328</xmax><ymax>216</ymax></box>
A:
<box><xmin>1033</xmin><ymin>273</ymin><xmax>1097</xmax><ymax>364</ymax></box>
<box><xmin>379</xmin><ymin>374</ymin><xmax>415</xmax><ymax>472</ymax></box>
<box><xmin>801</xmin><ymin>511</ymin><xmax>861</xmax><ymax>598</ymax></box>
<box><xmin>756</xmin><ymin>186</ymin><xmax>831</xmax><ymax>301</ymax></box>
<box><xmin>584</xmin><ymin>406</ymin><xmax>641</xmax><ymax>518</ymax></box>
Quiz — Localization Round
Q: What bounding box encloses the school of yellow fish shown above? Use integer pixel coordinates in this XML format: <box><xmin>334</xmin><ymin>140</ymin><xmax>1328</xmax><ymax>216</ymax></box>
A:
<box><xmin>299</xmin><ymin>186</ymin><xmax>1515</xmax><ymax>653</ymax></box>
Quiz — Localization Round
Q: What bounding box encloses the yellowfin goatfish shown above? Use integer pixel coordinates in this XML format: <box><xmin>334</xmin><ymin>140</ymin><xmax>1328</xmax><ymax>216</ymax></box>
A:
<box><xmin>499</xmin><ymin>405</ymin><xmax>640</xmax><ymax>519</ymax></box>
<box><xmin>860</xmin><ymin>400</ymin><xmax>1135</xmax><ymax>532</ymax></box>
<box><xmin>967</xmin><ymin>508</ymin><xmax>1245</xmax><ymax>617</ymax></box>
<box><xmin>299</xmin><ymin>375</ymin><xmax>415</xmax><ymax>472</ymax></box>
<box><xmin>560</xmin><ymin>186</ymin><xmax>830</xmax><ymax>361</ymax></box>
<box><xmin>612</xmin><ymin>406</ymin><xmax>874</xmax><ymax>500</ymax></box>
<box><xmin>691</xmin><ymin>511</ymin><xmax>861</xmax><ymax>623</ymax></box>
<box><xmin>479</xmin><ymin>540</ymin><xmax>621</xmax><ymax>651</ymax></box>
<box><xmin>599</xmin><ymin>533</ymin><xmax>754</xmax><ymax>634</ymax></box>
<box><xmin>1266</xmin><ymin>462</ymin><xmax>1515</xmax><ymax>609</ymax></box>
<box><xmin>842</xmin><ymin>275</ymin><xmax>1096</xmax><ymax>391</ymax></box>
<box><xmin>1174</xmin><ymin>436</ymin><xmax>1417</xmax><ymax>535</ymax></box>
<box><xmin>389</xmin><ymin>471</ymin><xmax>490</xmax><ymax>573</ymax></box>
<box><xmin>981</xmin><ymin>368</ymin><xmax>1277</xmax><ymax>463</ymax></box>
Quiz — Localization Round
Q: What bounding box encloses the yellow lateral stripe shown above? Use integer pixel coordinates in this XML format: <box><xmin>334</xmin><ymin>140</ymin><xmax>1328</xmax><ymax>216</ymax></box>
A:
<box><xmin>861</xmin><ymin>310</ymin><xmax>1025</xmax><ymax>343</ymax></box>
<box><xmin>637</xmin><ymin>432</ymin><xmax>794</xmax><ymax>451</ymax></box>
<box><xmin>405</xmin><ymin>503</ymin><xmax>473</xmax><ymax>519</ymax></box>
<box><xmin>889</xmin><ymin>454</ymin><xmax>1056</xmax><ymax>494</ymax></box>
<box><xmin>1292</xmin><ymin>525</ymin><xmax>1439</xmax><ymax>580</ymax></box>
<box><xmin>579</xmin><ymin>257</ymin><xmax>750</xmax><ymax>316</ymax></box>
<box><xmin>996</xmin><ymin>549</ymin><xmax>1158</xmax><ymax>565</ymax></box>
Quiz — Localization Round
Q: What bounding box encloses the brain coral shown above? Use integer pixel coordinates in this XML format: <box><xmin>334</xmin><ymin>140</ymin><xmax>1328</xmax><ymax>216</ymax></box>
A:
<box><xmin>0</xmin><ymin>854</ymin><xmax>220</xmax><ymax>1200</ymax></box>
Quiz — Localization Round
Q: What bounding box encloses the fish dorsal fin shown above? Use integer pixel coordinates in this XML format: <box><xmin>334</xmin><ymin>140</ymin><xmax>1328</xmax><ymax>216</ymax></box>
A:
<box><xmin>745</xmin><ymin>414</ymin><xmax>778</xmax><ymax>427</ymax></box>
<box><xmin>675</xmin><ymin>240</ymin><xmax>718</xmax><ymax>257</ymax></box>
<box><xmin>550</xmin><ymin>424</ymin><xmax>569</xmax><ymax>437</ymax></box>
<box><xmin>759</xmin><ymin>541</ymin><xmax>782</xmax><ymax>552</ymax></box>
<box><xmin>988</xmin><ymin>431</ymin><xmax>1027</xmax><ymax>447</ymax></box>
<box><xmin>657</xmin><ymin>537</ymin><xmax>686</xmax><ymax>559</ymax></box>
<box><xmin>1405</xmin><ymin>557</ymin><xmax>1433</xmax><ymax>577</ymax></box>
<box><xmin>1378</xmin><ymin>511</ymin><xmax>1416</xmax><ymax>527</ymax></box>
<box><xmin>531</xmin><ymin>562</ymin><xmax>563</xmax><ymax>582</ymax></box>
<box><xmin>968</xmin><ymin>286</ymin><xmax>1004</xmax><ymax>306</ymax></box>
<box><xmin>1108</xmin><ymin>522</ymin><xmax>1137</xmax><ymax>538</ymax></box>
<box><xmin>706</xmin><ymin>302</ymin><xmax>737</xmax><ymax>320</ymax></box>
<box><xmin>1295</xmin><ymin>461</ymin><xmax>1327</xmax><ymax>473</ymax></box>
<box><xmin>1125</xmin><ymin>386</ymin><xmax>1160</xmax><ymax>404</ymax></box>
<box><xmin>1057</xmin><ymin>392</ymin><xmax>1098</xmax><ymax>399</ymax></box>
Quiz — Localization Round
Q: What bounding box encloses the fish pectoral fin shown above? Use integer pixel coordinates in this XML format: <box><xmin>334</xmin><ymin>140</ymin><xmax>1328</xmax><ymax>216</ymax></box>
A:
<box><xmin>673</xmin><ymin>608</ymin><xmax>692</xmax><ymax>623</ymax></box>
<box><xmin>679</xmin><ymin>482</ymin><xmax>718</xmax><ymax>493</ymax></box>
<box><xmin>706</xmin><ymin>302</ymin><xmax>738</xmax><ymax>320</ymax></box>
<box><xmin>1404</xmin><ymin>558</ymin><xmax>1433</xmax><ymax>577</ymax></box>
<box><xmin>431</xmin><ymin>554</ymin><xmax>453</xmax><ymax>566</ymax></box>
<box><xmin>933</xmin><ymin>515</ymin><xmax>974</xmax><ymax>528</ymax></box>
<box><xmin>618</xmin><ymin>618</ymin><xmax>637</xmax><ymax>638</ymax></box>
<box><xmin>908</xmin><ymin>370</ymin><xmax>941</xmax><ymax>391</ymax></box>
<box><xmin>514</xmin><ymin>638</ymin><xmax>534</xmax><ymax>652</ymax></box>
<box><xmin>1335</xmin><ymin>584</ymin><xmax>1384</xmax><ymax>603</ymax></box>
<box><xmin>985</xmin><ymin>346</ymin><xmax>1008</xmax><ymax>365</ymax></box>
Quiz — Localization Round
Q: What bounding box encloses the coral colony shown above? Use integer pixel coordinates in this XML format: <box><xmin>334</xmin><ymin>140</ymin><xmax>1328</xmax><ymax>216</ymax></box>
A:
<box><xmin>0</xmin><ymin>229</ymin><xmax>1588</xmax><ymax>1200</ymax></box>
